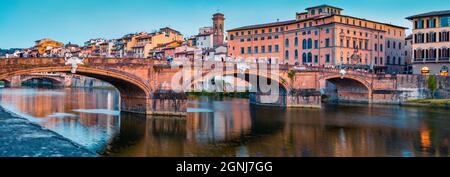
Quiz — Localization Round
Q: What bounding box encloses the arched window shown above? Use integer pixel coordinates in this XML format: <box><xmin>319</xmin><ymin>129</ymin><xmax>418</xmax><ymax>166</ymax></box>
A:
<box><xmin>429</xmin><ymin>48</ymin><xmax>437</xmax><ymax>59</ymax></box>
<box><xmin>302</xmin><ymin>53</ymin><xmax>307</xmax><ymax>63</ymax></box>
<box><xmin>442</xmin><ymin>47</ymin><xmax>449</xmax><ymax>59</ymax></box>
<box><xmin>307</xmin><ymin>52</ymin><xmax>312</xmax><ymax>63</ymax></box>
<box><xmin>294</xmin><ymin>37</ymin><xmax>299</xmax><ymax>47</ymax></box>
<box><xmin>387</xmin><ymin>56</ymin><xmax>391</xmax><ymax>64</ymax></box>
<box><xmin>285</xmin><ymin>50</ymin><xmax>289</xmax><ymax>60</ymax></box>
<box><xmin>387</xmin><ymin>40</ymin><xmax>390</xmax><ymax>48</ymax></box>
<box><xmin>230</xmin><ymin>35</ymin><xmax>234</xmax><ymax>41</ymax></box>
<box><xmin>307</xmin><ymin>39</ymin><xmax>312</xmax><ymax>49</ymax></box>
<box><xmin>302</xmin><ymin>39</ymin><xmax>307</xmax><ymax>49</ymax></box>
<box><xmin>294</xmin><ymin>49</ymin><xmax>299</xmax><ymax>60</ymax></box>
<box><xmin>285</xmin><ymin>39</ymin><xmax>290</xmax><ymax>47</ymax></box>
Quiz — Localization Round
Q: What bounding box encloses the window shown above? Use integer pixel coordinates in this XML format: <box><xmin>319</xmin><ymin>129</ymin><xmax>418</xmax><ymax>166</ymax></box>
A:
<box><xmin>247</xmin><ymin>47</ymin><xmax>252</xmax><ymax>54</ymax></box>
<box><xmin>307</xmin><ymin>39</ymin><xmax>312</xmax><ymax>49</ymax></box>
<box><xmin>326</xmin><ymin>28</ymin><xmax>330</xmax><ymax>33</ymax></box>
<box><xmin>268</xmin><ymin>45</ymin><xmax>272</xmax><ymax>53</ymax></box>
<box><xmin>374</xmin><ymin>44</ymin><xmax>378</xmax><ymax>51</ymax></box>
<box><xmin>308</xmin><ymin>52</ymin><xmax>312</xmax><ymax>63</ymax></box>
<box><xmin>254</xmin><ymin>30</ymin><xmax>258</xmax><ymax>34</ymax></box>
<box><xmin>325</xmin><ymin>38</ymin><xmax>330</xmax><ymax>48</ymax></box>
<box><xmin>261</xmin><ymin>37</ymin><xmax>265</xmax><ymax>40</ymax></box>
<box><xmin>315</xmin><ymin>30</ymin><xmax>318</xmax><ymax>35</ymax></box>
<box><xmin>262</xmin><ymin>29</ymin><xmax>265</xmax><ymax>34</ymax></box>
<box><xmin>254</xmin><ymin>37</ymin><xmax>258</xmax><ymax>41</ymax></box>
<box><xmin>428</xmin><ymin>18</ymin><xmax>436</xmax><ymax>28</ymax></box>
<box><xmin>274</xmin><ymin>35</ymin><xmax>279</xmax><ymax>39</ymax></box>
<box><xmin>314</xmin><ymin>55</ymin><xmax>318</xmax><ymax>63</ymax></box>
<box><xmin>387</xmin><ymin>56</ymin><xmax>391</xmax><ymax>64</ymax></box>
<box><xmin>240</xmin><ymin>38</ymin><xmax>244</xmax><ymax>42</ymax></box>
<box><xmin>314</xmin><ymin>40</ymin><xmax>319</xmax><ymax>49</ymax></box>
<box><xmin>365</xmin><ymin>41</ymin><xmax>368</xmax><ymax>50</ymax></box>
<box><xmin>254</xmin><ymin>46</ymin><xmax>259</xmax><ymax>54</ymax></box>
<box><xmin>441</xmin><ymin>16</ymin><xmax>450</xmax><ymax>27</ymax></box>
<box><xmin>230</xmin><ymin>35</ymin><xmax>234</xmax><ymax>40</ymax></box>
<box><xmin>340</xmin><ymin>39</ymin><xmax>343</xmax><ymax>47</ymax></box>
<box><xmin>311</xmin><ymin>9</ymin><xmax>316</xmax><ymax>15</ymax></box>
<box><xmin>247</xmin><ymin>38</ymin><xmax>251</xmax><ymax>42</ymax></box>
<box><xmin>261</xmin><ymin>46</ymin><xmax>266</xmax><ymax>53</ymax></box>
<box><xmin>268</xmin><ymin>36</ymin><xmax>272</xmax><ymax>40</ymax></box>
<box><xmin>275</xmin><ymin>45</ymin><xmax>279</xmax><ymax>52</ymax></box>
<box><xmin>326</xmin><ymin>54</ymin><xmax>330</xmax><ymax>63</ymax></box>
<box><xmin>416</xmin><ymin>19</ymin><xmax>424</xmax><ymax>29</ymax></box>
<box><xmin>269</xmin><ymin>29</ymin><xmax>273</xmax><ymax>33</ymax></box>
<box><xmin>240</xmin><ymin>47</ymin><xmax>245</xmax><ymax>54</ymax></box>
<box><xmin>294</xmin><ymin>37</ymin><xmax>299</xmax><ymax>46</ymax></box>
<box><xmin>380</xmin><ymin>57</ymin><xmax>383</xmax><ymax>64</ymax></box>
<box><xmin>380</xmin><ymin>44</ymin><xmax>383</xmax><ymax>52</ymax></box>
<box><xmin>294</xmin><ymin>50</ymin><xmax>299</xmax><ymax>60</ymax></box>
<box><xmin>302</xmin><ymin>53</ymin><xmax>307</xmax><ymax>63</ymax></box>
<box><xmin>285</xmin><ymin>50</ymin><xmax>289</xmax><ymax>60</ymax></box>
<box><xmin>375</xmin><ymin>57</ymin><xmax>378</xmax><ymax>64</ymax></box>
<box><xmin>302</xmin><ymin>39</ymin><xmax>307</xmax><ymax>49</ymax></box>
<box><xmin>285</xmin><ymin>39</ymin><xmax>289</xmax><ymax>47</ymax></box>
<box><xmin>393</xmin><ymin>41</ymin><xmax>396</xmax><ymax>49</ymax></box>
<box><xmin>387</xmin><ymin>41</ymin><xmax>390</xmax><ymax>48</ymax></box>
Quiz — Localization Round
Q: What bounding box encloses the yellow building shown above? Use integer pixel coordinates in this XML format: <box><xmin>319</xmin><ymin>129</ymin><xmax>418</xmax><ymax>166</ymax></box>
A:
<box><xmin>131</xmin><ymin>27</ymin><xmax>184</xmax><ymax>58</ymax></box>
<box><xmin>34</xmin><ymin>38</ymin><xmax>64</xmax><ymax>55</ymax></box>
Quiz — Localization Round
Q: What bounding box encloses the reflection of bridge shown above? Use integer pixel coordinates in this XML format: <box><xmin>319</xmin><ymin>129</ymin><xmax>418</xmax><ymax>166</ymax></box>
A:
<box><xmin>0</xmin><ymin>58</ymin><xmax>402</xmax><ymax>116</ymax></box>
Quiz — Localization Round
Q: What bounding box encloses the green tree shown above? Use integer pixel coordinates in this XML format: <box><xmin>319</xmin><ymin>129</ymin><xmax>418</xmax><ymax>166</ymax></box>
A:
<box><xmin>428</xmin><ymin>75</ymin><xmax>438</xmax><ymax>99</ymax></box>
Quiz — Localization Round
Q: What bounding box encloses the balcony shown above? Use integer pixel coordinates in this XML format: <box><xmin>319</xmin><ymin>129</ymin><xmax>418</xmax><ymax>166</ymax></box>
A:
<box><xmin>425</xmin><ymin>58</ymin><xmax>437</xmax><ymax>62</ymax></box>
<box><xmin>413</xmin><ymin>58</ymin><xmax>424</xmax><ymax>62</ymax></box>
<box><xmin>438</xmin><ymin>57</ymin><xmax>450</xmax><ymax>62</ymax></box>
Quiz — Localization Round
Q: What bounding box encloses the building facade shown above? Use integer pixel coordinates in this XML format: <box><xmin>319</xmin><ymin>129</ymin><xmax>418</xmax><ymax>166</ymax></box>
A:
<box><xmin>407</xmin><ymin>10</ymin><xmax>450</xmax><ymax>76</ymax></box>
<box><xmin>131</xmin><ymin>27</ymin><xmax>184</xmax><ymax>58</ymax></box>
<box><xmin>227</xmin><ymin>5</ymin><xmax>407</xmax><ymax>72</ymax></box>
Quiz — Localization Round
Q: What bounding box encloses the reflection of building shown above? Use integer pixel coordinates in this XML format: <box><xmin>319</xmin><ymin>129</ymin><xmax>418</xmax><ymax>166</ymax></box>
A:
<box><xmin>227</xmin><ymin>5</ymin><xmax>407</xmax><ymax>73</ymax></box>
<box><xmin>407</xmin><ymin>10</ymin><xmax>450</xmax><ymax>76</ymax></box>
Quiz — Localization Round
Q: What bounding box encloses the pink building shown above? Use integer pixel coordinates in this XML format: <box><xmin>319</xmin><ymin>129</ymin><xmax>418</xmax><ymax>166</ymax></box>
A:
<box><xmin>227</xmin><ymin>5</ymin><xmax>407</xmax><ymax>72</ymax></box>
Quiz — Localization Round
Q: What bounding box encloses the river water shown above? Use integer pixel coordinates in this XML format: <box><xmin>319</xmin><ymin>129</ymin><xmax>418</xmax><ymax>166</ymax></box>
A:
<box><xmin>0</xmin><ymin>88</ymin><xmax>449</xmax><ymax>157</ymax></box>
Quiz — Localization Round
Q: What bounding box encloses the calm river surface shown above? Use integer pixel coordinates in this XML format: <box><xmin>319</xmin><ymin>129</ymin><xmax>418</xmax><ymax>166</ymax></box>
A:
<box><xmin>0</xmin><ymin>88</ymin><xmax>449</xmax><ymax>157</ymax></box>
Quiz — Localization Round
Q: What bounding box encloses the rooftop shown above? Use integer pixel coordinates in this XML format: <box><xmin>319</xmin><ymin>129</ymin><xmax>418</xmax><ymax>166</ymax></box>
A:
<box><xmin>305</xmin><ymin>4</ymin><xmax>343</xmax><ymax>11</ymax></box>
<box><xmin>227</xmin><ymin>13</ymin><xmax>408</xmax><ymax>32</ymax></box>
<box><xmin>227</xmin><ymin>20</ymin><xmax>298</xmax><ymax>31</ymax></box>
<box><xmin>406</xmin><ymin>10</ymin><xmax>450</xmax><ymax>20</ymax></box>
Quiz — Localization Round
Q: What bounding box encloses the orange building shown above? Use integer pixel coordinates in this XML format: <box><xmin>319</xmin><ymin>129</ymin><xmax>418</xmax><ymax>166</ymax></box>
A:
<box><xmin>227</xmin><ymin>5</ymin><xmax>407</xmax><ymax>72</ymax></box>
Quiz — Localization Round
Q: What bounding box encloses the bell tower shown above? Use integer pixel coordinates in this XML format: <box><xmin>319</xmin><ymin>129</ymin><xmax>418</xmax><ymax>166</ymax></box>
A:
<box><xmin>212</xmin><ymin>13</ymin><xmax>225</xmax><ymax>47</ymax></box>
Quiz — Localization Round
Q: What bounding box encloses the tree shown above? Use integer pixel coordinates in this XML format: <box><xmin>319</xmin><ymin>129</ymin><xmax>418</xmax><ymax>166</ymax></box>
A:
<box><xmin>428</xmin><ymin>75</ymin><xmax>438</xmax><ymax>99</ymax></box>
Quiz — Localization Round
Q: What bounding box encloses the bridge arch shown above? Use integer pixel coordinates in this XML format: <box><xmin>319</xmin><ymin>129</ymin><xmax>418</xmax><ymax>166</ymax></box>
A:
<box><xmin>0</xmin><ymin>66</ymin><xmax>151</xmax><ymax>113</ymax></box>
<box><xmin>20</xmin><ymin>76</ymin><xmax>65</xmax><ymax>86</ymax></box>
<box><xmin>322</xmin><ymin>75</ymin><xmax>372</xmax><ymax>103</ymax></box>
<box><xmin>184</xmin><ymin>69</ymin><xmax>291</xmax><ymax>106</ymax></box>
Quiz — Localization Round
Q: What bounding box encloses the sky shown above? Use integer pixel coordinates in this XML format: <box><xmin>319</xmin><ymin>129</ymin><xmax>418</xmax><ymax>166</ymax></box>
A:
<box><xmin>0</xmin><ymin>0</ymin><xmax>447</xmax><ymax>48</ymax></box>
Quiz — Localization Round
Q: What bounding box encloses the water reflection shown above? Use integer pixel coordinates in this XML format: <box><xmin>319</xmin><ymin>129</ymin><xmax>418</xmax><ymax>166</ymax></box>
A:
<box><xmin>0</xmin><ymin>88</ymin><xmax>449</xmax><ymax>157</ymax></box>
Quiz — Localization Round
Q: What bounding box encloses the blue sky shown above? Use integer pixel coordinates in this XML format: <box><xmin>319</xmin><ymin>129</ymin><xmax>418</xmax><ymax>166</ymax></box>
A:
<box><xmin>0</xmin><ymin>0</ymin><xmax>447</xmax><ymax>48</ymax></box>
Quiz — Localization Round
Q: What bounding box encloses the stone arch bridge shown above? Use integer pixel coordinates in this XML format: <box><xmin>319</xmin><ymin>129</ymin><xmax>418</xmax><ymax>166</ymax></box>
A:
<box><xmin>0</xmin><ymin>58</ymin><xmax>400</xmax><ymax>116</ymax></box>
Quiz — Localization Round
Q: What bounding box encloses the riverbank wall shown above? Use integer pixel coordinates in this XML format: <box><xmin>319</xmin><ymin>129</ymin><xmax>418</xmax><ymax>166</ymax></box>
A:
<box><xmin>372</xmin><ymin>74</ymin><xmax>450</xmax><ymax>104</ymax></box>
<box><xmin>0</xmin><ymin>106</ymin><xmax>96</xmax><ymax>157</ymax></box>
